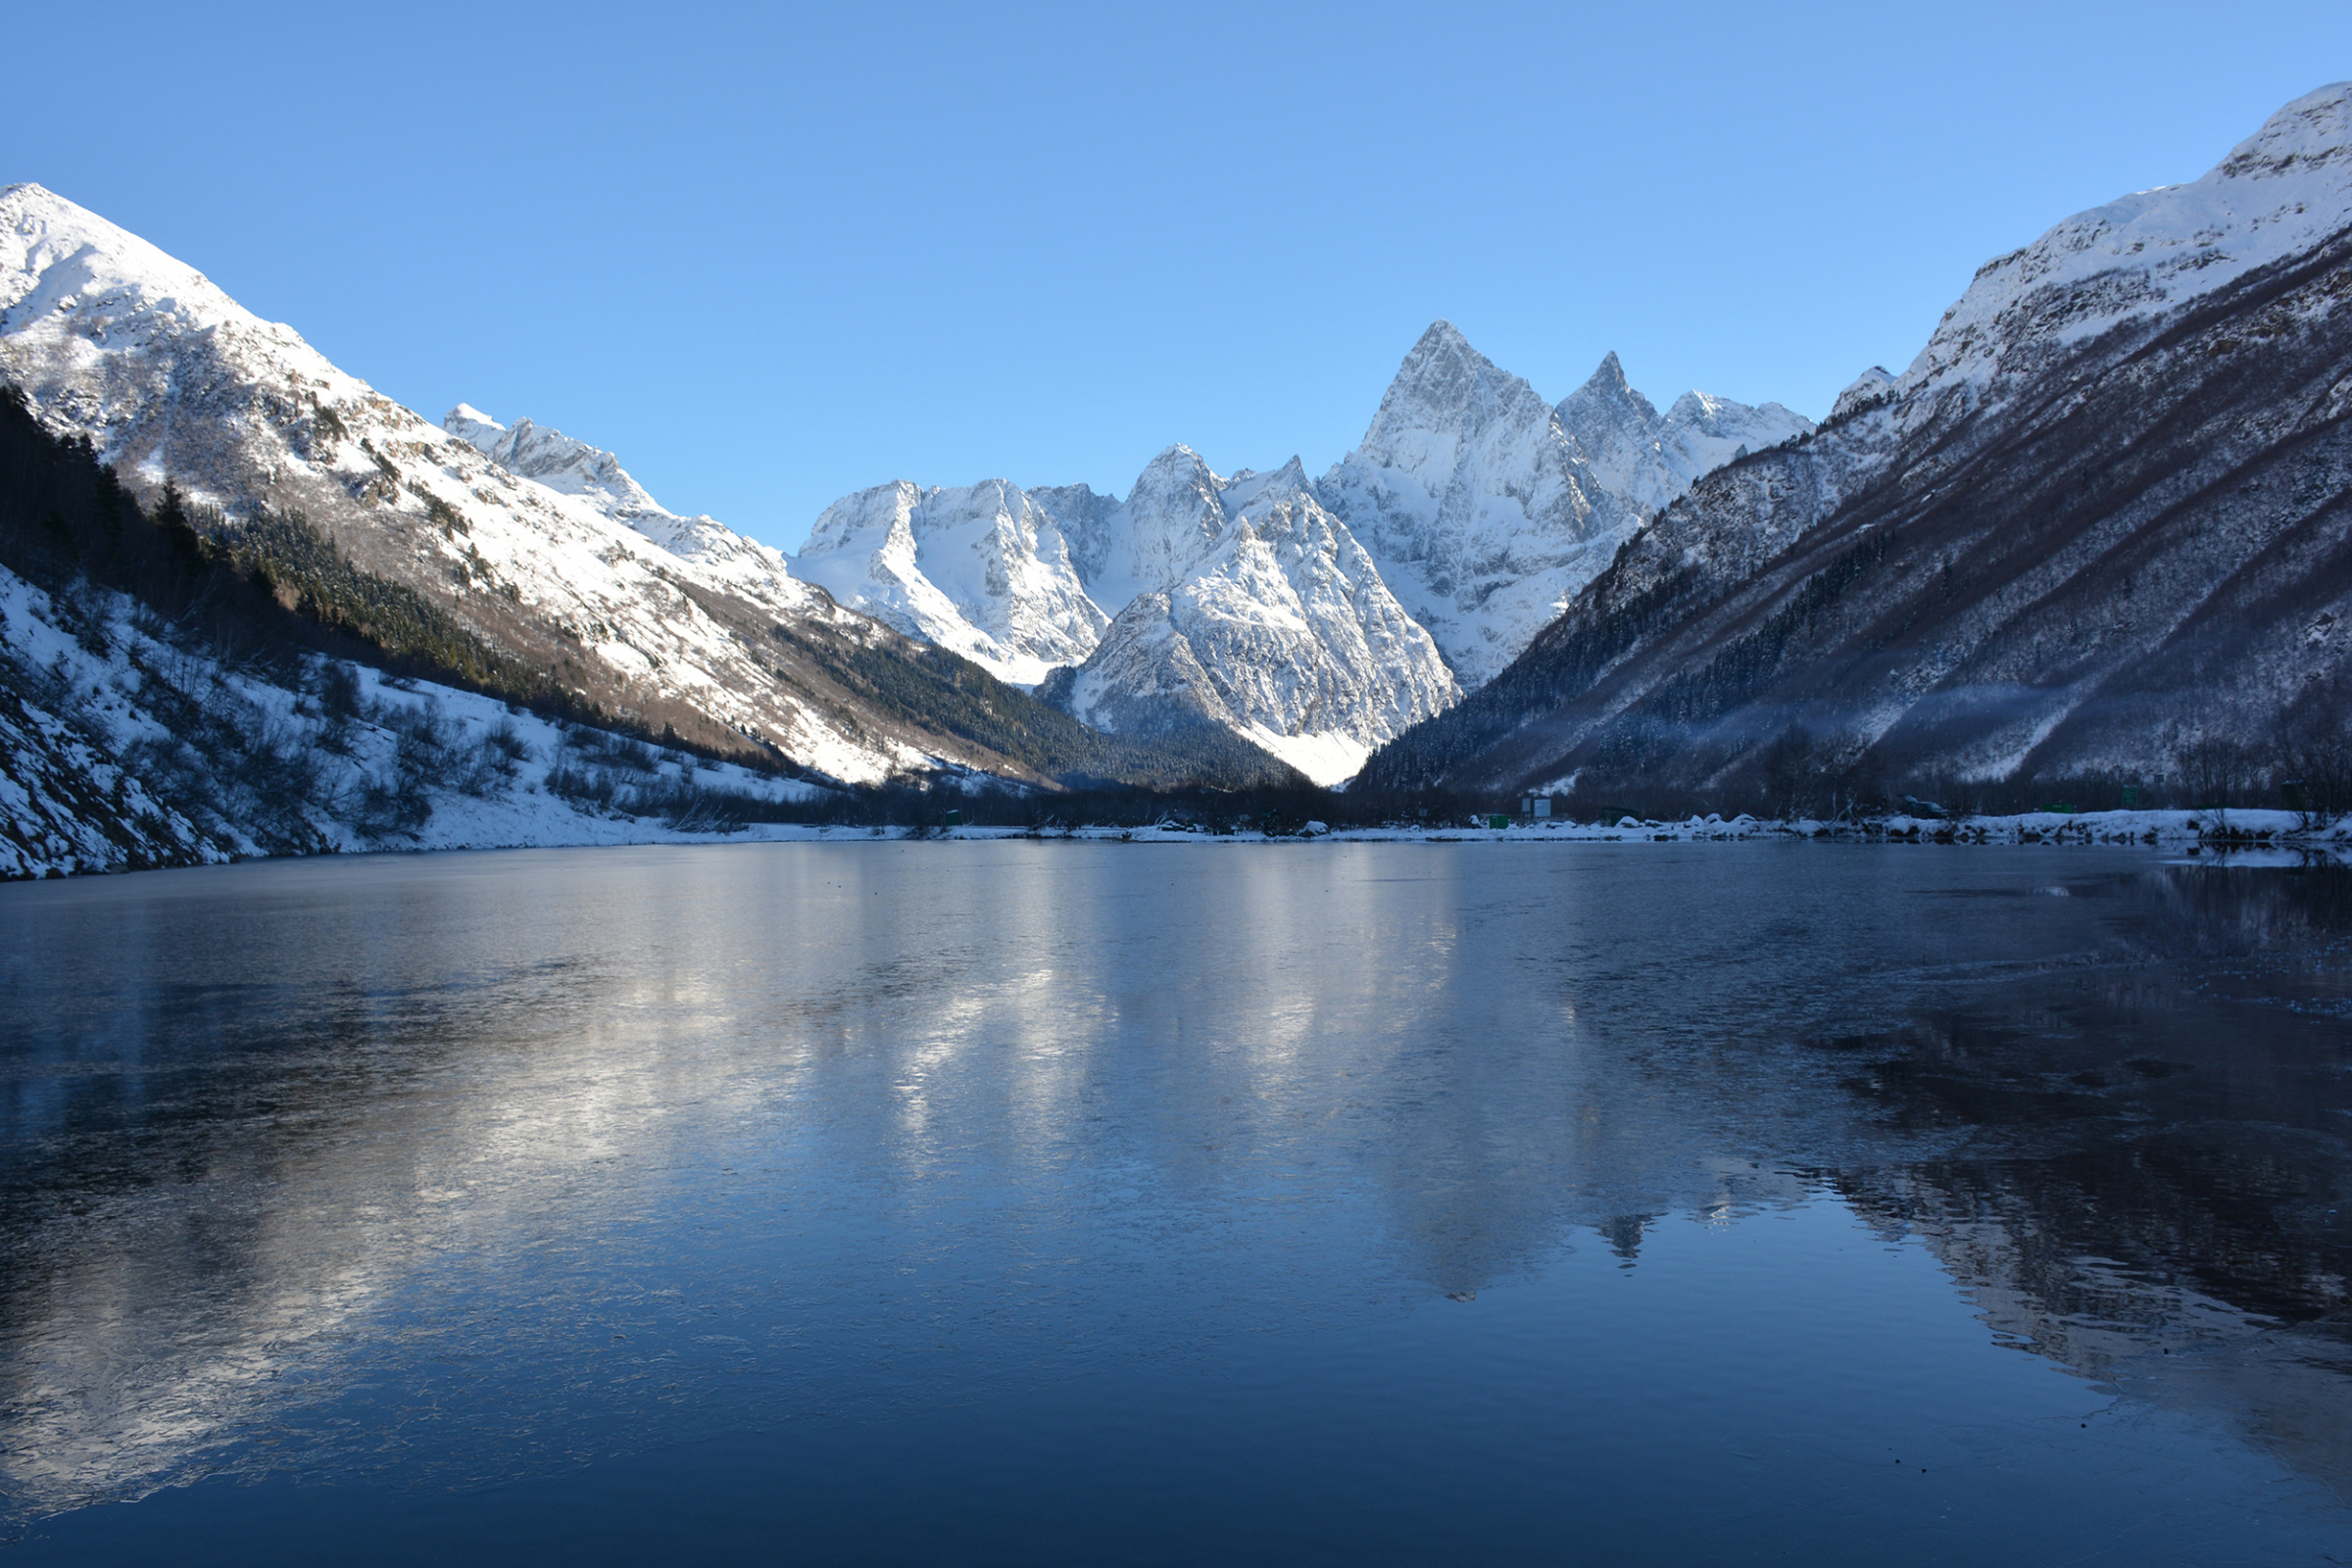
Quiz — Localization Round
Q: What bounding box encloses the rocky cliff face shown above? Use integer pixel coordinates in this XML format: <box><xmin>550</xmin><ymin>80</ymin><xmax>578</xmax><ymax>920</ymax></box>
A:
<box><xmin>1553</xmin><ymin>353</ymin><xmax>1813</xmax><ymax>517</ymax></box>
<box><xmin>1311</xmin><ymin>322</ymin><xmax>1636</xmax><ymax>689</ymax></box>
<box><xmin>1040</xmin><ymin>450</ymin><xmax>1460</xmax><ymax>784</ymax></box>
<box><xmin>1360</xmin><ymin>83</ymin><xmax>2352</xmax><ymax>802</ymax></box>
<box><xmin>1314</xmin><ymin>326</ymin><xmax>1812</xmax><ymax>690</ymax></box>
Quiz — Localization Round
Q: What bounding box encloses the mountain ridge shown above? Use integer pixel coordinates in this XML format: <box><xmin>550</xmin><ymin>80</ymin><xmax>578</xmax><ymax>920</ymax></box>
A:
<box><xmin>0</xmin><ymin>180</ymin><xmax>1306</xmax><ymax>793</ymax></box>
<box><xmin>1357</xmin><ymin>82</ymin><xmax>2352</xmax><ymax>808</ymax></box>
<box><xmin>787</xmin><ymin>324</ymin><xmax>1808</xmax><ymax>780</ymax></box>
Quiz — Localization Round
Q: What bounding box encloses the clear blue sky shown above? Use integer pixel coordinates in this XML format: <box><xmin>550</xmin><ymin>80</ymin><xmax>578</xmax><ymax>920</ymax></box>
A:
<box><xmin>11</xmin><ymin>3</ymin><xmax>2350</xmax><ymax>549</ymax></box>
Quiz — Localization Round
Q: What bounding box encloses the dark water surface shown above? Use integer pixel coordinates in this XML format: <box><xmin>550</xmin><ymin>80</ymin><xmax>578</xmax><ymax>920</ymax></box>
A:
<box><xmin>3</xmin><ymin>842</ymin><xmax>2350</xmax><ymax>1564</ymax></box>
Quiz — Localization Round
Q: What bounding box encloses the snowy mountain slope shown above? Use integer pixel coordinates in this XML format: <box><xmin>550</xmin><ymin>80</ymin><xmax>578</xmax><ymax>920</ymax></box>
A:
<box><xmin>1903</xmin><ymin>81</ymin><xmax>2352</xmax><ymax>405</ymax></box>
<box><xmin>1039</xmin><ymin>449</ymin><xmax>1459</xmax><ymax>785</ymax></box>
<box><xmin>0</xmin><ymin>182</ymin><xmax>1143</xmax><ymax>788</ymax></box>
<box><xmin>792</xmin><ymin>478</ymin><xmax>1108</xmax><ymax>684</ymax></box>
<box><xmin>440</xmin><ymin>404</ymin><xmax>797</xmax><ymax>602</ymax></box>
<box><xmin>1360</xmin><ymin>82</ymin><xmax>2352</xmax><ymax>800</ymax></box>
<box><xmin>0</xmin><ymin>558</ymin><xmax>835</xmax><ymax>878</ymax></box>
<box><xmin>0</xmin><ymin>590</ymin><xmax>236</xmax><ymax>877</ymax></box>
<box><xmin>1315</xmin><ymin>322</ymin><xmax>1809</xmax><ymax>687</ymax></box>
<box><xmin>1055</xmin><ymin>447</ymin><xmax>1228</xmax><ymax>616</ymax></box>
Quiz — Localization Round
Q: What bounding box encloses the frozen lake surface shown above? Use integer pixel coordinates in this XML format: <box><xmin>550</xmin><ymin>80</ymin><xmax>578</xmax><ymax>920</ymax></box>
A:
<box><xmin>2</xmin><ymin>842</ymin><xmax>2349</xmax><ymax>1564</ymax></box>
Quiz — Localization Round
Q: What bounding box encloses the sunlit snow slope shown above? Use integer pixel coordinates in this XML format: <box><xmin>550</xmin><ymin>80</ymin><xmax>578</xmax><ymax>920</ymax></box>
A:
<box><xmin>0</xmin><ymin>183</ymin><xmax>1091</xmax><ymax>787</ymax></box>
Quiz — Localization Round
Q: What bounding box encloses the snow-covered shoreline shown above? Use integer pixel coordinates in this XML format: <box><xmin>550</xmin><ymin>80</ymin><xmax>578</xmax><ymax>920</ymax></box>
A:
<box><xmin>15</xmin><ymin>807</ymin><xmax>2346</xmax><ymax>887</ymax></box>
<box><xmin>938</xmin><ymin>808</ymin><xmax>2341</xmax><ymax>851</ymax></box>
<box><xmin>9</xmin><ymin>549</ymin><xmax>2341</xmax><ymax>883</ymax></box>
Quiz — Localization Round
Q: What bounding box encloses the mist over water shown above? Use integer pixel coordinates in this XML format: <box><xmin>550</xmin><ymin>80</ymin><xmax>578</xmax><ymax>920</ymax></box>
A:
<box><xmin>2</xmin><ymin>842</ymin><xmax>2348</xmax><ymax>1564</ymax></box>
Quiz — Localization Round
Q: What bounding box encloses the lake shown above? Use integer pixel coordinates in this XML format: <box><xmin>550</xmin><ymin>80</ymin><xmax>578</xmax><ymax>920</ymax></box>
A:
<box><xmin>2</xmin><ymin>841</ymin><xmax>2348</xmax><ymax>1564</ymax></box>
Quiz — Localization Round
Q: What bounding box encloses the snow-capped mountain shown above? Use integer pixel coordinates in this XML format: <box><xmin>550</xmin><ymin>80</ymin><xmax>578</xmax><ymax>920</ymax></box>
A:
<box><xmin>1317</xmin><ymin>322</ymin><xmax>1811</xmax><ymax>688</ymax></box>
<box><xmin>790</xmin><ymin>326</ymin><xmax>1804</xmax><ymax>778</ymax></box>
<box><xmin>1553</xmin><ymin>351</ymin><xmax>1812</xmax><ymax>516</ymax></box>
<box><xmin>0</xmin><ymin>180</ymin><xmax>1196</xmax><ymax>789</ymax></box>
<box><xmin>1905</xmin><ymin>81</ymin><xmax>2352</xmax><ymax>406</ymax></box>
<box><xmin>0</xmin><ymin>177</ymin><xmax>1810</xmax><ymax>798</ymax></box>
<box><xmin>1040</xmin><ymin>448</ymin><xmax>1460</xmax><ymax>784</ymax></box>
<box><xmin>1313</xmin><ymin>322</ymin><xmax>1635</xmax><ymax>690</ymax></box>
<box><xmin>793</xmin><ymin>478</ymin><xmax>1108</xmax><ymax>684</ymax></box>
<box><xmin>795</xmin><ymin>448</ymin><xmax>1459</xmax><ymax>785</ymax></box>
<box><xmin>1362</xmin><ymin>82</ymin><xmax>2352</xmax><ymax>801</ymax></box>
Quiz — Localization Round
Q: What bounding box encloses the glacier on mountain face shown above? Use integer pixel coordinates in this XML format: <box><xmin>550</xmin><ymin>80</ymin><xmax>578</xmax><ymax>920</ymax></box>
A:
<box><xmin>793</xmin><ymin>479</ymin><xmax>1109</xmax><ymax>686</ymax></box>
<box><xmin>1316</xmin><ymin>322</ymin><xmax>1812</xmax><ymax>689</ymax></box>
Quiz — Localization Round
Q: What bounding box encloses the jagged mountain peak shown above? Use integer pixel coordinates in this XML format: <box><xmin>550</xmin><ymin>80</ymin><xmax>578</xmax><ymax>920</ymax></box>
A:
<box><xmin>1359</xmin><ymin>319</ymin><xmax>1554</xmax><ymax>449</ymax></box>
<box><xmin>1222</xmin><ymin>455</ymin><xmax>1312</xmax><ymax>514</ymax></box>
<box><xmin>1</xmin><ymin>183</ymin><xmax>369</xmax><ymax>487</ymax></box>
<box><xmin>442</xmin><ymin>403</ymin><xmax>506</xmax><ymax>442</ymax></box>
<box><xmin>1318</xmin><ymin>322</ymin><xmax>1815</xmax><ymax>692</ymax></box>
<box><xmin>1409</xmin><ymin>318</ymin><xmax>1475</xmax><ymax>358</ymax></box>
<box><xmin>1558</xmin><ymin>350</ymin><xmax>1661</xmax><ymax>431</ymax></box>
<box><xmin>1362</xmin><ymin>81</ymin><xmax>2352</xmax><ymax>803</ymax></box>
<box><xmin>441</xmin><ymin>405</ymin><xmax>665</xmax><ymax>520</ymax></box>
<box><xmin>1122</xmin><ymin>443</ymin><xmax>1228</xmax><ymax>532</ymax></box>
<box><xmin>1048</xmin><ymin>439</ymin><xmax>1460</xmax><ymax>784</ymax></box>
<box><xmin>1577</xmin><ymin>350</ymin><xmax>1636</xmax><ymax>399</ymax></box>
<box><xmin>1664</xmin><ymin>389</ymin><xmax>1730</xmax><ymax>426</ymax></box>
<box><xmin>794</xmin><ymin>474</ymin><xmax>1109</xmax><ymax>686</ymax></box>
<box><xmin>1318</xmin><ymin>326</ymin><xmax>1624</xmax><ymax>688</ymax></box>
<box><xmin>1135</xmin><ymin>440</ymin><xmax>1215</xmax><ymax>481</ymax></box>
<box><xmin>1663</xmin><ymin>387</ymin><xmax>1807</xmax><ymax>445</ymax></box>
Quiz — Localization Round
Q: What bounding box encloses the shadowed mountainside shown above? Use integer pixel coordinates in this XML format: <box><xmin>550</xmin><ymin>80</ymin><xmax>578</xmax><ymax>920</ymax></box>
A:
<box><xmin>1361</xmin><ymin>86</ymin><xmax>2352</xmax><ymax>806</ymax></box>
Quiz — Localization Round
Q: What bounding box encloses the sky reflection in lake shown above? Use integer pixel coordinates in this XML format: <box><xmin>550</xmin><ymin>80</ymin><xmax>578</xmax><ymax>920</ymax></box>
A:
<box><xmin>2</xmin><ymin>842</ymin><xmax>2348</xmax><ymax>1564</ymax></box>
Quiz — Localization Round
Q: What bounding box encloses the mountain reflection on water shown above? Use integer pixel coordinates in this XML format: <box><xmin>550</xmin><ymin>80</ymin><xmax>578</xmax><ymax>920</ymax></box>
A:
<box><xmin>0</xmin><ymin>843</ymin><xmax>2347</xmax><ymax>1562</ymax></box>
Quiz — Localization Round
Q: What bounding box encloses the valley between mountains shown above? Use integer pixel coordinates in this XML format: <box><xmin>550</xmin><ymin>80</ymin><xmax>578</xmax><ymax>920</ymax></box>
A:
<box><xmin>4</xmin><ymin>80</ymin><xmax>2351</xmax><ymax>873</ymax></box>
